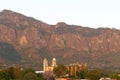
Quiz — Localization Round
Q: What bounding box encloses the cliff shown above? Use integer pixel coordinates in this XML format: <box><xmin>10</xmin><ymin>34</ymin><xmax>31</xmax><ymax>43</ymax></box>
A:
<box><xmin>0</xmin><ymin>10</ymin><xmax>120</xmax><ymax>70</ymax></box>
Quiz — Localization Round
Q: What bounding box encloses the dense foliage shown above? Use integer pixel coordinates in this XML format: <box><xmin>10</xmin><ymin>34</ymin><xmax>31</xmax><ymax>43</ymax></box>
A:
<box><xmin>0</xmin><ymin>64</ymin><xmax>120</xmax><ymax>80</ymax></box>
<box><xmin>0</xmin><ymin>66</ymin><xmax>43</xmax><ymax>80</ymax></box>
<box><xmin>53</xmin><ymin>64</ymin><xmax>68</xmax><ymax>77</ymax></box>
<box><xmin>76</xmin><ymin>69</ymin><xmax>120</xmax><ymax>80</ymax></box>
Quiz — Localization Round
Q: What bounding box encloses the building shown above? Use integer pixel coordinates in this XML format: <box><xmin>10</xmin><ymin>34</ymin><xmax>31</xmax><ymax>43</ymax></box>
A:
<box><xmin>35</xmin><ymin>71</ymin><xmax>44</xmax><ymax>74</ymax></box>
<box><xmin>43</xmin><ymin>58</ymin><xmax>87</xmax><ymax>77</ymax></box>
<box><xmin>43</xmin><ymin>58</ymin><xmax>57</xmax><ymax>72</ymax></box>
<box><xmin>66</xmin><ymin>63</ymin><xmax>87</xmax><ymax>76</ymax></box>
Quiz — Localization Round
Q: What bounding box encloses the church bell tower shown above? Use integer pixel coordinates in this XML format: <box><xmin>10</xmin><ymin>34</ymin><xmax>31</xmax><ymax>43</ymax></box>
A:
<box><xmin>43</xmin><ymin>58</ymin><xmax>48</xmax><ymax>71</ymax></box>
<box><xmin>52</xmin><ymin>57</ymin><xmax>57</xmax><ymax>67</ymax></box>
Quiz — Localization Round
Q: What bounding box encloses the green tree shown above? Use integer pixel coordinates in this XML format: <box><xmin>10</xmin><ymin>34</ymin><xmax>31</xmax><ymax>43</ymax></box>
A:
<box><xmin>23</xmin><ymin>72</ymin><xmax>38</xmax><ymax>80</ymax></box>
<box><xmin>13</xmin><ymin>65</ymin><xmax>22</xmax><ymax>79</ymax></box>
<box><xmin>36</xmin><ymin>73</ymin><xmax>44</xmax><ymax>80</ymax></box>
<box><xmin>7</xmin><ymin>67</ymin><xmax>15</xmax><ymax>80</ymax></box>
<box><xmin>53</xmin><ymin>64</ymin><xmax>68</xmax><ymax>78</ymax></box>
<box><xmin>76</xmin><ymin>69</ymin><xmax>87</xmax><ymax>79</ymax></box>
<box><xmin>0</xmin><ymin>67</ymin><xmax>15</xmax><ymax>80</ymax></box>
<box><xmin>0</xmin><ymin>70</ymin><xmax>6</xmax><ymax>80</ymax></box>
<box><xmin>100</xmin><ymin>71</ymin><xmax>109</xmax><ymax>78</ymax></box>
<box><xmin>110</xmin><ymin>74</ymin><xmax>120</xmax><ymax>80</ymax></box>
<box><xmin>86</xmin><ymin>69</ymin><xmax>101</xmax><ymax>80</ymax></box>
<box><xmin>22</xmin><ymin>68</ymin><xmax>34</xmax><ymax>76</ymax></box>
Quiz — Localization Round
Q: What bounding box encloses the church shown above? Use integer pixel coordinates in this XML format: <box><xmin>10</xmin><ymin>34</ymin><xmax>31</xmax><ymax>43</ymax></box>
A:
<box><xmin>43</xmin><ymin>58</ymin><xmax>87</xmax><ymax>77</ymax></box>
<box><xmin>43</xmin><ymin>58</ymin><xmax>57</xmax><ymax>72</ymax></box>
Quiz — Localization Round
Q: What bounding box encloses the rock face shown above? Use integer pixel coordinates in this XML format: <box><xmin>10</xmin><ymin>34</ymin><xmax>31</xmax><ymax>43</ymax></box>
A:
<box><xmin>0</xmin><ymin>10</ymin><xmax>120</xmax><ymax>70</ymax></box>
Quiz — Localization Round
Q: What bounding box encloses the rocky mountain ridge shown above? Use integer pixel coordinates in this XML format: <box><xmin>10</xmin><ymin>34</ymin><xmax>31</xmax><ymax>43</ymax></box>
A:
<box><xmin>0</xmin><ymin>10</ymin><xmax>120</xmax><ymax>70</ymax></box>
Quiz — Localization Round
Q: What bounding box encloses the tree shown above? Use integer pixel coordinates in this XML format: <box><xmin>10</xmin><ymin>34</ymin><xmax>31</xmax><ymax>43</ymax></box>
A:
<box><xmin>53</xmin><ymin>64</ymin><xmax>68</xmax><ymax>78</ymax></box>
<box><xmin>7</xmin><ymin>67</ymin><xmax>15</xmax><ymax>80</ymax></box>
<box><xmin>13</xmin><ymin>65</ymin><xmax>22</xmax><ymax>79</ymax></box>
<box><xmin>22</xmin><ymin>68</ymin><xmax>35</xmax><ymax>76</ymax></box>
<box><xmin>23</xmin><ymin>72</ymin><xmax>38</xmax><ymax>80</ymax></box>
<box><xmin>100</xmin><ymin>70</ymin><xmax>109</xmax><ymax>78</ymax></box>
<box><xmin>86</xmin><ymin>69</ymin><xmax>101</xmax><ymax>80</ymax></box>
<box><xmin>110</xmin><ymin>74</ymin><xmax>120</xmax><ymax>80</ymax></box>
<box><xmin>0</xmin><ymin>70</ymin><xmax>6</xmax><ymax>80</ymax></box>
<box><xmin>0</xmin><ymin>67</ymin><xmax>15</xmax><ymax>80</ymax></box>
<box><xmin>76</xmin><ymin>69</ymin><xmax>87</xmax><ymax>79</ymax></box>
<box><xmin>36</xmin><ymin>73</ymin><xmax>44</xmax><ymax>80</ymax></box>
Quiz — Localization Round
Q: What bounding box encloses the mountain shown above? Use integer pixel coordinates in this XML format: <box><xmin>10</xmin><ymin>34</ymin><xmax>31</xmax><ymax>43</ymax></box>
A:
<box><xmin>0</xmin><ymin>10</ymin><xmax>120</xmax><ymax>70</ymax></box>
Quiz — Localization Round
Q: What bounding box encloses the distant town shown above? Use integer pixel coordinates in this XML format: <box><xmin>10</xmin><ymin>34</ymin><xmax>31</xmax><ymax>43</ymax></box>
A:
<box><xmin>0</xmin><ymin>57</ymin><xmax>120</xmax><ymax>80</ymax></box>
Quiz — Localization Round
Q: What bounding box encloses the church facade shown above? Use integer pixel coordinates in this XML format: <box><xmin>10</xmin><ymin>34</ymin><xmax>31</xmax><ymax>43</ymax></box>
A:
<box><xmin>43</xmin><ymin>58</ymin><xmax>57</xmax><ymax>72</ymax></box>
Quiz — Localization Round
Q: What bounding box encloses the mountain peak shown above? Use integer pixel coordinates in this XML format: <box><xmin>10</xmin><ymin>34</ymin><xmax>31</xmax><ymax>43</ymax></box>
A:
<box><xmin>55</xmin><ymin>22</ymin><xmax>68</xmax><ymax>28</ymax></box>
<box><xmin>0</xmin><ymin>9</ymin><xmax>16</xmax><ymax>15</ymax></box>
<box><xmin>0</xmin><ymin>9</ymin><xmax>26</xmax><ymax>20</ymax></box>
<box><xmin>1</xmin><ymin>9</ymin><xmax>13</xmax><ymax>12</ymax></box>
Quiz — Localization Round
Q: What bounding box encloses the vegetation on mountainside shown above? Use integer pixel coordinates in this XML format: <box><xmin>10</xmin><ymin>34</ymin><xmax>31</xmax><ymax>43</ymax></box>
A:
<box><xmin>0</xmin><ymin>42</ymin><xmax>21</xmax><ymax>63</ymax></box>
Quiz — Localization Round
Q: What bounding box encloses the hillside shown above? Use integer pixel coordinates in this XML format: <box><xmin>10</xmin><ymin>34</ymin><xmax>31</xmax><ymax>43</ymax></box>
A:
<box><xmin>0</xmin><ymin>10</ymin><xmax>120</xmax><ymax>70</ymax></box>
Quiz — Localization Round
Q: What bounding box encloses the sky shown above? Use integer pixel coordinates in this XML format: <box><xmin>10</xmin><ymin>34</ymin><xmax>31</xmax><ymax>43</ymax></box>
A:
<box><xmin>0</xmin><ymin>0</ymin><xmax>120</xmax><ymax>29</ymax></box>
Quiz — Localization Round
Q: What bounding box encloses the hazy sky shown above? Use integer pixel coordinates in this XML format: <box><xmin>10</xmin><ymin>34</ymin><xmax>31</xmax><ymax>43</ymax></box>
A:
<box><xmin>0</xmin><ymin>0</ymin><xmax>120</xmax><ymax>29</ymax></box>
